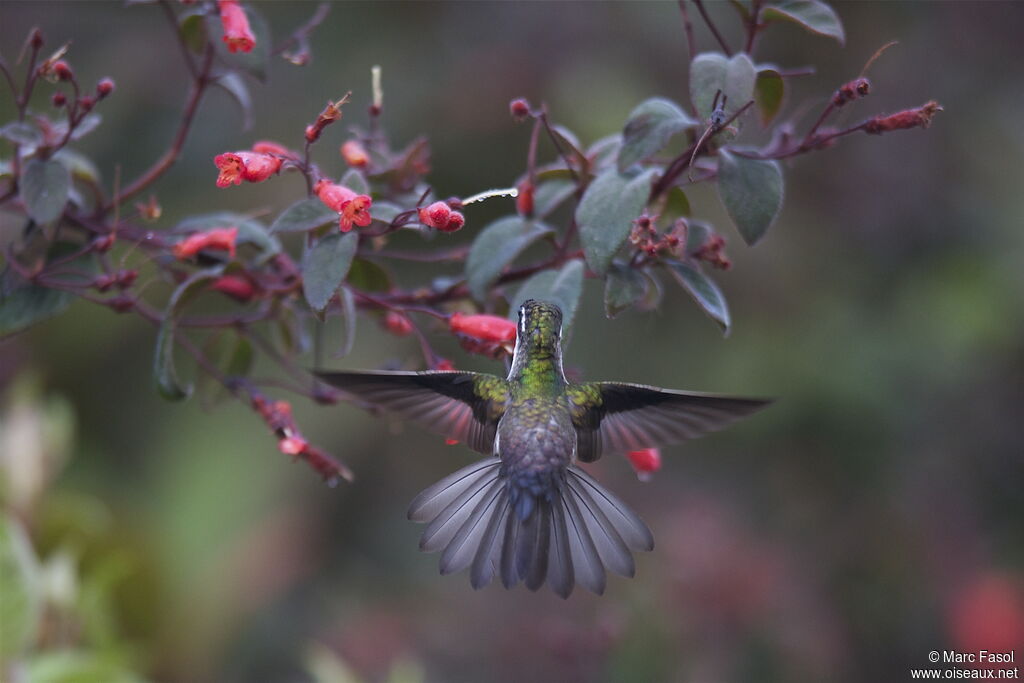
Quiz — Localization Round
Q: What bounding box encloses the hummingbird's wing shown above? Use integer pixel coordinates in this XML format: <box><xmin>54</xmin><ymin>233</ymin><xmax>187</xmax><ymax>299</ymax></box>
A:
<box><xmin>315</xmin><ymin>370</ymin><xmax>510</xmax><ymax>454</ymax></box>
<box><xmin>566</xmin><ymin>382</ymin><xmax>770</xmax><ymax>462</ymax></box>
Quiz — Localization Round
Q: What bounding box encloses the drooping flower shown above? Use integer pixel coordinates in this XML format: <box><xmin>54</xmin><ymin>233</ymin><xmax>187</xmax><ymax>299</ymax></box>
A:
<box><xmin>315</xmin><ymin>178</ymin><xmax>373</xmax><ymax>232</ymax></box>
<box><xmin>211</xmin><ymin>274</ymin><xmax>259</xmax><ymax>301</ymax></box>
<box><xmin>864</xmin><ymin>100</ymin><xmax>942</xmax><ymax>135</ymax></box>
<box><xmin>449</xmin><ymin>312</ymin><xmax>517</xmax><ymax>343</ymax></box>
<box><xmin>214</xmin><ymin>151</ymin><xmax>282</xmax><ymax>187</ymax></box>
<box><xmin>218</xmin><ymin>0</ymin><xmax>255</xmax><ymax>54</ymax></box>
<box><xmin>626</xmin><ymin>448</ymin><xmax>661</xmax><ymax>481</ymax></box>
<box><xmin>341</xmin><ymin>139</ymin><xmax>370</xmax><ymax>168</ymax></box>
<box><xmin>172</xmin><ymin>226</ymin><xmax>238</xmax><ymax>260</ymax></box>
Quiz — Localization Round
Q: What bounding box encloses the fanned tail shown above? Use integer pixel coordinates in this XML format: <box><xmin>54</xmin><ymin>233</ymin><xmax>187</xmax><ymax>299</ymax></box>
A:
<box><xmin>408</xmin><ymin>459</ymin><xmax>653</xmax><ymax>598</ymax></box>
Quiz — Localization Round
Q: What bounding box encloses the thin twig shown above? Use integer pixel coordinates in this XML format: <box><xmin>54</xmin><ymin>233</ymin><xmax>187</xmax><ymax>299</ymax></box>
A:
<box><xmin>677</xmin><ymin>0</ymin><xmax>697</xmax><ymax>62</ymax></box>
<box><xmin>692</xmin><ymin>0</ymin><xmax>731</xmax><ymax>55</ymax></box>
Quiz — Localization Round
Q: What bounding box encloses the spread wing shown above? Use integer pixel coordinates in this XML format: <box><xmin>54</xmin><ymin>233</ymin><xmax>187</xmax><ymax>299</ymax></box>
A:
<box><xmin>566</xmin><ymin>382</ymin><xmax>771</xmax><ymax>462</ymax></box>
<box><xmin>314</xmin><ymin>370</ymin><xmax>510</xmax><ymax>454</ymax></box>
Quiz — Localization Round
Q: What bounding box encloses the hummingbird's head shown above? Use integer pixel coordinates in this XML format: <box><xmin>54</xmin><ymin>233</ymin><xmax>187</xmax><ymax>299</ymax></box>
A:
<box><xmin>517</xmin><ymin>299</ymin><xmax>562</xmax><ymax>356</ymax></box>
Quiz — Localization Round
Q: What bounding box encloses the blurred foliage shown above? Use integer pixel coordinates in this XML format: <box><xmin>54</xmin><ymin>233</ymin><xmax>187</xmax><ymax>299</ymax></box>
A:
<box><xmin>2</xmin><ymin>2</ymin><xmax>1024</xmax><ymax>682</ymax></box>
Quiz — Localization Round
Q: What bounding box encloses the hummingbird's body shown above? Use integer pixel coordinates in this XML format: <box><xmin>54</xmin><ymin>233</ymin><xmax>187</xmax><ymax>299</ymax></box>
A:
<box><xmin>317</xmin><ymin>300</ymin><xmax>769</xmax><ymax>598</ymax></box>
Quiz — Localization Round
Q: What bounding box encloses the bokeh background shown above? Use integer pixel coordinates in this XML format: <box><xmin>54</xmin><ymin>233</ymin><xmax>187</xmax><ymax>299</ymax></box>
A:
<box><xmin>2</xmin><ymin>2</ymin><xmax>1023</xmax><ymax>682</ymax></box>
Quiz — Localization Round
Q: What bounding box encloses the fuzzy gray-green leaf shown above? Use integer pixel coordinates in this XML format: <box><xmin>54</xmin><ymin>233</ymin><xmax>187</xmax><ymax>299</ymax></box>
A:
<box><xmin>466</xmin><ymin>216</ymin><xmax>554</xmax><ymax>301</ymax></box>
<box><xmin>576</xmin><ymin>168</ymin><xmax>656</xmax><ymax>276</ymax></box>
<box><xmin>716</xmin><ymin>149</ymin><xmax>784</xmax><ymax>245</ymax></box>
<box><xmin>302</xmin><ymin>232</ymin><xmax>358</xmax><ymax>314</ymax></box>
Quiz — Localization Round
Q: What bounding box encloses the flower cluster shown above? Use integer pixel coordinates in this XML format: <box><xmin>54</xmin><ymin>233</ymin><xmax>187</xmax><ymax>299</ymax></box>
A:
<box><xmin>315</xmin><ymin>178</ymin><xmax>373</xmax><ymax>232</ymax></box>
<box><xmin>629</xmin><ymin>215</ymin><xmax>684</xmax><ymax>258</ymax></box>
<box><xmin>418</xmin><ymin>201</ymin><xmax>465</xmax><ymax>232</ymax></box>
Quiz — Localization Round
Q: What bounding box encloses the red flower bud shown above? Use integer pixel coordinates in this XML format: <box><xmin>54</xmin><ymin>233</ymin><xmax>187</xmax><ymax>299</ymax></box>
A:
<box><xmin>833</xmin><ymin>77</ymin><xmax>870</xmax><ymax>107</ymax></box>
<box><xmin>627</xmin><ymin>448</ymin><xmax>661</xmax><ymax>481</ymax></box>
<box><xmin>315</xmin><ymin>178</ymin><xmax>373</xmax><ymax>232</ymax></box>
<box><xmin>173</xmin><ymin>226</ymin><xmax>238</xmax><ymax>260</ymax></box>
<box><xmin>214</xmin><ymin>151</ymin><xmax>282</xmax><ymax>187</ymax></box>
<box><xmin>305</xmin><ymin>94</ymin><xmax>350</xmax><ymax>143</ymax></box>
<box><xmin>51</xmin><ymin>92</ymin><xmax>66</xmax><ymax>107</ymax></box>
<box><xmin>439</xmin><ymin>211</ymin><xmax>465</xmax><ymax>233</ymax></box>
<box><xmin>304</xmin><ymin>125</ymin><xmax>317</xmax><ymax>143</ymax></box>
<box><xmin>78</xmin><ymin>95</ymin><xmax>95</xmax><ymax>112</ymax></box>
<box><xmin>516</xmin><ymin>179</ymin><xmax>534</xmax><ymax>217</ymax></box>
<box><xmin>218</xmin><ymin>0</ymin><xmax>255</xmax><ymax>54</ymax></box>
<box><xmin>449</xmin><ymin>312</ymin><xmax>517</xmax><ymax>343</ymax></box>
<box><xmin>211</xmin><ymin>274</ymin><xmax>258</xmax><ymax>301</ymax></box>
<box><xmin>433</xmin><ymin>358</ymin><xmax>456</xmax><ymax>371</ymax></box>
<box><xmin>341</xmin><ymin>139</ymin><xmax>370</xmax><ymax>168</ymax></box>
<box><xmin>96</xmin><ymin>78</ymin><xmax>115</xmax><ymax>98</ymax></box>
<box><xmin>30</xmin><ymin>29</ymin><xmax>44</xmax><ymax>49</ymax></box>
<box><xmin>251</xmin><ymin>140</ymin><xmax>296</xmax><ymax>158</ymax></box>
<box><xmin>418</xmin><ymin>201</ymin><xmax>451</xmax><ymax>229</ymax></box>
<box><xmin>445</xmin><ymin>438</ymin><xmax>460</xmax><ymax>445</ymax></box>
<box><xmin>509</xmin><ymin>98</ymin><xmax>531</xmax><ymax>122</ymax></box>
<box><xmin>53</xmin><ymin>60</ymin><xmax>72</xmax><ymax>81</ymax></box>
<box><xmin>383</xmin><ymin>311</ymin><xmax>414</xmax><ymax>337</ymax></box>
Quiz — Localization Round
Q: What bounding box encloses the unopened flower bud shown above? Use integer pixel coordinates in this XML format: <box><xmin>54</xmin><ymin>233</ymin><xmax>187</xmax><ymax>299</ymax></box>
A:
<box><xmin>627</xmin><ymin>448</ymin><xmax>661</xmax><ymax>481</ymax></box>
<box><xmin>51</xmin><ymin>92</ymin><xmax>66</xmax><ymax>107</ymax></box>
<box><xmin>341</xmin><ymin>139</ymin><xmax>370</xmax><ymax>168</ymax></box>
<box><xmin>96</xmin><ymin>77</ymin><xmax>115</xmax><ymax>98</ymax></box>
<box><xmin>510</xmin><ymin>98</ymin><xmax>531</xmax><ymax>122</ymax></box>
<box><xmin>383</xmin><ymin>311</ymin><xmax>414</xmax><ymax>337</ymax></box>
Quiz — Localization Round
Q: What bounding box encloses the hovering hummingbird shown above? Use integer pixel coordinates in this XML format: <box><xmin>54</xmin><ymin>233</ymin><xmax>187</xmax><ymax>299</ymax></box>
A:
<box><xmin>316</xmin><ymin>299</ymin><xmax>769</xmax><ymax>598</ymax></box>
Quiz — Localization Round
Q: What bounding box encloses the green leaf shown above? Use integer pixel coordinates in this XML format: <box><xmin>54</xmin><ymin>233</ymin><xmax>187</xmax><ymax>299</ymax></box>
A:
<box><xmin>346</xmin><ymin>258</ymin><xmax>391</xmax><ymax>293</ymax></box>
<box><xmin>762</xmin><ymin>0</ymin><xmax>845</xmax><ymax>44</ymax></box>
<box><xmin>532</xmin><ymin>179</ymin><xmax>576</xmax><ymax>218</ymax></box>
<box><xmin>754</xmin><ymin>68</ymin><xmax>785</xmax><ymax>125</ymax></box>
<box><xmin>509</xmin><ymin>259</ymin><xmax>584</xmax><ymax>341</ymax></box>
<box><xmin>548</xmin><ymin>124</ymin><xmax>588</xmax><ymax>170</ymax></box>
<box><xmin>586</xmin><ymin>134</ymin><xmax>622</xmax><ymax>171</ymax></box>
<box><xmin>208</xmin><ymin>4</ymin><xmax>271</xmax><ymax>81</ymax></box>
<box><xmin>466</xmin><ymin>216</ymin><xmax>554</xmax><ymax>301</ymax></box>
<box><xmin>225</xmin><ymin>336</ymin><xmax>254</xmax><ymax>379</ymax></box>
<box><xmin>20</xmin><ymin>158</ymin><xmax>70</xmax><ymax>224</ymax></box>
<box><xmin>0</xmin><ymin>515</ymin><xmax>41</xmax><ymax>659</ymax></box>
<box><xmin>214</xmin><ymin>72</ymin><xmax>252</xmax><ymax>130</ymax></box>
<box><xmin>179</xmin><ymin>7</ymin><xmax>207</xmax><ymax>53</ymax></box>
<box><xmin>340</xmin><ymin>168</ymin><xmax>370</xmax><ymax>195</ymax></box>
<box><xmin>154</xmin><ymin>267</ymin><xmax>224</xmax><ymax>401</ymax></box>
<box><xmin>54</xmin><ymin>149</ymin><xmax>101</xmax><ymax>184</ymax></box>
<box><xmin>576</xmin><ymin>167</ymin><xmax>656</xmax><ymax>275</ymax></box>
<box><xmin>617</xmin><ymin>98</ymin><xmax>699</xmax><ymax>172</ymax></box>
<box><xmin>662</xmin><ymin>186</ymin><xmax>691</xmax><ymax>222</ymax></box>
<box><xmin>270</xmin><ymin>198</ymin><xmax>338</xmax><ymax>233</ymax></box>
<box><xmin>689</xmin><ymin>52</ymin><xmax>757</xmax><ymax>119</ymax></box>
<box><xmin>604</xmin><ymin>263</ymin><xmax>648</xmax><ymax>318</ymax></box>
<box><xmin>716</xmin><ymin>149</ymin><xmax>784</xmax><ymax>245</ymax></box>
<box><xmin>667</xmin><ymin>261</ymin><xmax>730</xmax><ymax>333</ymax></box>
<box><xmin>0</xmin><ymin>121</ymin><xmax>42</xmax><ymax>146</ymax></box>
<box><xmin>302</xmin><ymin>232</ymin><xmax>358</xmax><ymax>314</ymax></box>
<box><xmin>369</xmin><ymin>201</ymin><xmax>404</xmax><ymax>225</ymax></box>
<box><xmin>0</xmin><ymin>283</ymin><xmax>73</xmax><ymax>339</ymax></box>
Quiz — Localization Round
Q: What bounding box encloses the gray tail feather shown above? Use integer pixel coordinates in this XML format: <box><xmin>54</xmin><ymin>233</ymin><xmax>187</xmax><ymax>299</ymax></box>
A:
<box><xmin>409</xmin><ymin>459</ymin><xmax>654</xmax><ymax>598</ymax></box>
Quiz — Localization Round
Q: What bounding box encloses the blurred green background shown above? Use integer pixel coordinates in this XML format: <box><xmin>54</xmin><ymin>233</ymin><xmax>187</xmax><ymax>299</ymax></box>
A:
<box><xmin>2</xmin><ymin>2</ymin><xmax>1023</xmax><ymax>682</ymax></box>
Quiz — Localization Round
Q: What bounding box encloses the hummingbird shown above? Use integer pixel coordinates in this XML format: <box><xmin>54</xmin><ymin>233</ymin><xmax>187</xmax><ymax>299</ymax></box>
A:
<box><xmin>316</xmin><ymin>299</ymin><xmax>769</xmax><ymax>598</ymax></box>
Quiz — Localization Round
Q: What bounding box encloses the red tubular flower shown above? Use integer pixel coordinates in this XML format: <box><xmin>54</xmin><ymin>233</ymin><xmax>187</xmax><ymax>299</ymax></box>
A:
<box><xmin>341</xmin><ymin>139</ymin><xmax>370</xmax><ymax>167</ymax></box>
<box><xmin>449</xmin><ymin>312</ymin><xmax>517</xmax><ymax>343</ymax></box>
<box><xmin>218</xmin><ymin>0</ymin><xmax>255</xmax><ymax>54</ymax></box>
<box><xmin>173</xmin><ymin>226</ymin><xmax>238</xmax><ymax>260</ymax></box>
<box><xmin>211</xmin><ymin>274</ymin><xmax>258</xmax><ymax>302</ymax></box>
<box><xmin>214</xmin><ymin>151</ymin><xmax>282</xmax><ymax>187</ymax></box>
<box><xmin>627</xmin><ymin>448</ymin><xmax>662</xmax><ymax>481</ymax></box>
<box><xmin>433</xmin><ymin>359</ymin><xmax>456</xmax><ymax>371</ymax></box>
<box><xmin>315</xmin><ymin>179</ymin><xmax>373</xmax><ymax>232</ymax></box>
<box><xmin>383</xmin><ymin>311</ymin><xmax>413</xmax><ymax>337</ymax></box>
